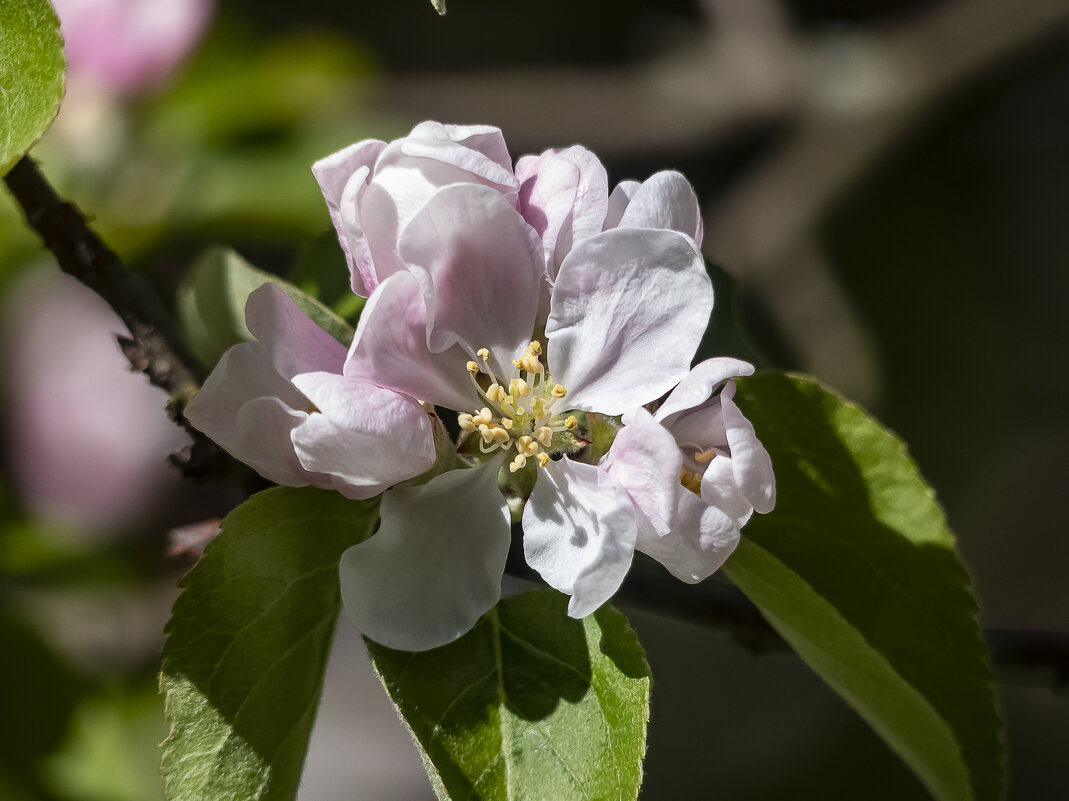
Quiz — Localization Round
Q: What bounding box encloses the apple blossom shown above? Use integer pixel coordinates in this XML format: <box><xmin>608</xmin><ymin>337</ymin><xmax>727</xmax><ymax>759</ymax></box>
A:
<box><xmin>188</xmin><ymin>123</ymin><xmax>775</xmax><ymax>652</ymax></box>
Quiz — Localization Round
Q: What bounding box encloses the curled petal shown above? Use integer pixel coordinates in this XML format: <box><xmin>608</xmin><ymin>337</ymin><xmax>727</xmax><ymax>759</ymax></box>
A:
<box><xmin>721</xmin><ymin>383</ymin><xmax>776</xmax><ymax>514</ymax></box>
<box><xmin>399</xmin><ymin>184</ymin><xmax>543</xmax><ymax>377</ymax></box>
<box><xmin>340</xmin><ymin>462</ymin><xmax>511</xmax><ymax>651</ymax></box>
<box><xmin>523</xmin><ymin>458</ymin><xmax>636</xmax><ymax>618</ymax></box>
<box><xmin>290</xmin><ymin>372</ymin><xmax>436</xmax><ymax>499</ymax></box>
<box><xmin>345</xmin><ymin>271</ymin><xmax>476</xmax><ymax>411</ymax></box>
<box><xmin>601</xmin><ymin>407</ymin><xmax>681</xmax><ymax>537</ymax></box>
<box><xmin>402</xmin><ymin>122</ymin><xmax>519</xmax><ymax>195</ymax></box>
<box><xmin>232</xmin><ymin>397</ymin><xmax>320</xmax><ymax>487</ymax></box>
<box><xmin>548</xmin><ymin>228</ymin><xmax>712</xmax><ymax>414</ymax></box>
<box><xmin>185</xmin><ymin>341</ymin><xmax>307</xmax><ymax>466</ymax></box>
<box><xmin>602</xmin><ymin>180</ymin><xmax>641</xmax><ymax>230</ymax></box>
<box><xmin>698</xmin><ymin>453</ymin><xmax>755</xmax><ymax>525</ymax></box>
<box><xmin>654</xmin><ymin>357</ymin><xmax>755</xmax><ymax>424</ymax></box>
<box><xmin>312</xmin><ymin>139</ymin><xmax>386</xmax><ymax>297</ymax></box>
<box><xmin>636</xmin><ymin>490</ymin><xmax>740</xmax><ymax>584</ymax></box>
<box><xmin>245</xmin><ymin>283</ymin><xmax>347</xmax><ymax>380</ymax></box>
<box><xmin>616</xmin><ymin>171</ymin><xmax>704</xmax><ymax>246</ymax></box>
<box><xmin>516</xmin><ymin>145</ymin><xmax>608</xmax><ymax>277</ymax></box>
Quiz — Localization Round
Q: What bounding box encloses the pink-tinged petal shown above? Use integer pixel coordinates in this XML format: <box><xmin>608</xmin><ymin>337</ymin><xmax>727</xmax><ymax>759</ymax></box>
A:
<box><xmin>245</xmin><ymin>283</ymin><xmax>347</xmax><ymax>380</ymax></box>
<box><xmin>721</xmin><ymin>383</ymin><xmax>776</xmax><ymax>513</ymax></box>
<box><xmin>601</xmin><ymin>407</ymin><xmax>681</xmax><ymax>537</ymax></box>
<box><xmin>548</xmin><ymin>228</ymin><xmax>712</xmax><ymax>414</ymax></box>
<box><xmin>617</xmin><ymin>171</ymin><xmax>704</xmax><ymax>246</ymax></box>
<box><xmin>636</xmin><ymin>491</ymin><xmax>740</xmax><ymax>584</ymax></box>
<box><xmin>523</xmin><ymin>458</ymin><xmax>637</xmax><ymax>618</ymax></box>
<box><xmin>313</xmin><ymin>140</ymin><xmax>386</xmax><ymax>296</ymax></box>
<box><xmin>516</xmin><ymin>146</ymin><xmax>608</xmax><ymax>277</ymax></box>
<box><xmin>345</xmin><ymin>271</ymin><xmax>476</xmax><ymax>411</ymax></box>
<box><xmin>655</xmin><ymin>357</ymin><xmax>755</xmax><ymax>423</ymax></box>
<box><xmin>338</xmin><ymin>166</ymin><xmax>387</xmax><ymax>296</ymax></box>
<box><xmin>699</xmin><ymin>454</ymin><xmax>755</xmax><ymax>525</ymax></box>
<box><xmin>232</xmin><ymin>397</ymin><xmax>319</xmax><ymax>487</ymax></box>
<box><xmin>289</xmin><ymin>372</ymin><xmax>435</xmax><ymax>499</ymax></box>
<box><xmin>603</xmin><ymin>180</ymin><xmax>640</xmax><ymax>230</ymax></box>
<box><xmin>339</xmin><ymin>462</ymin><xmax>510</xmax><ymax>651</ymax></box>
<box><xmin>399</xmin><ymin>184</ymin><xmax>543</xmax><ymax>376</ymax></box>
<box><xmin>185</xmin><ymin>340</ymin><xmax>308</xmax><ymax>457</ymax></box>
<box><xmin>402</xmin><ymin>122</ymin><xmax>519</xmax><ymax>196</ymax></box>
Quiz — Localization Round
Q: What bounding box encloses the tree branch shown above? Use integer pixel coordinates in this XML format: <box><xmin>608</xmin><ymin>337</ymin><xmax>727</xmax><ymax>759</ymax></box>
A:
<box><xmin>3</xmin><ymin>156</ymin><xmax>256</xmax><ymax>487</ymax></box>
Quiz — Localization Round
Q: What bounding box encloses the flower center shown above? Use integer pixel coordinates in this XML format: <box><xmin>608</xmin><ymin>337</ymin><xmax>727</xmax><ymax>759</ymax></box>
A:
<box><xmin>678</xmin><ymin>446</ymin><xmax>719</xmax><ymax>496</ymax></box>
<box><xmin>457</xmin><ymin>342</ymin><xmax>578</xmax><ymax>473</ymax></box>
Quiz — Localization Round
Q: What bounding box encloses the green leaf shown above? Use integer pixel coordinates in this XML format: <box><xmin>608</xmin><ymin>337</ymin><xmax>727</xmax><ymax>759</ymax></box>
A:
<box><xmin>0</xmin><ymin>0</ymin><xmax>65</xmax><ymax>175</ymax></box>
<box><xmin>289</xmin><ymin>230</ymin><xmax>366</xmax><ymax>324</ymax></box>
<box><xmin>725</xmin><ymin>372</ymin><xmax>1003</xmax><ymax>801</ymax></box>
<box><xmin>178</xmin><ymin>246</ymin><xmax>354</xmax><ymax>369</ymax></box>
<box><xmin>160</xmin><ymin>487</ymin><xmax>379</xmax><ymax>801</ymax></box>
<box><xmin>367</xmin><ymin>591</ymin><xmax>651</xmax><ymax>801</ymax></box>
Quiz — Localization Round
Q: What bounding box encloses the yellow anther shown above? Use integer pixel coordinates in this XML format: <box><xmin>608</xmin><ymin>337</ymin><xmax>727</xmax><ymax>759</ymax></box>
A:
<box><xmin>520</xmin><ymin>352</ymin><xmax>543</xmax><ymax>373</ymax></box>
<box><xmin>477</xmin><ymin>347</ymin><xmax>490</xmax><ymax>361</ymax></box>
<box><xmin>527</xmin><ymin>341</ymin><xmax>542</xmax><ymax>356</ymax></box>
<box><xmin>509</xmin><ymin>454</ymin><xmax>527</xmax><ymax>473</ymax></box>
<box><xmin>536</xmin><ymin>426</ymin><xmax>554</xmax><ymax>447</ymax></box>
<box><xmin>537</xmin><ymin>452</ymin><xmax>550</xmax><ymax>468</ymax></box>
<box><xmin>512</xmin><ymin>358</ymin><xmax>523</xmax><ymax>369</ymax></box>
<box><xmin>501</xmin><ymin>418</ymin><xmax>514</xmax><ymax>430</ymax></box>
<box><xmin>492</xmin><ymin>428</ymin><xmax>511</xmax><ymax>445</ymax></box>
<box><xmin>679</xmin><ymin>467</ymin><xmax>703</xmax><ymax>496</ymax></box>
<box><xmin>466</xmin><ymin>361</ymin><xmax>479</xmax><ymax>375</ymax></box>
<box><xmin>479</xmin><ymin>424</ymin><xmax>496</xmax><ymax>443</ymax></box>
<box><xmin>565</xmin><ymin>415</ymin><xmax>578</xmax><ymax>430</ymax></box>
<box><xmin>516</xmin><ymin>436</ymin><xmax>539</xmax><ymax>457</ymax></box>
<box><xmin>486</xmin><ymin>384</ymin><xmax>507</xmax><ymax>404</ymax></box>
<box><xmin>458</xmin><ymin>413</ymin><xmax>476</xmax><ymax>432</ymax></box>
<box><xmin>694</xmin><ymin>448</ymin><xmax>717</xmax><ymax>463</ymax></box>
<box><xmin>551</xmin><ymin>384</ymin><xmax>567</xmax><ymax>399</ymax></box>
<box><xmin>509</xmin><ymin>378</ymin><xmax>531</xmax><ymax>398</ymax></box>
<box><xmin>472</xmin><ymin>407</ymin><xmax>493</xmax><ymax>426</ymax></box>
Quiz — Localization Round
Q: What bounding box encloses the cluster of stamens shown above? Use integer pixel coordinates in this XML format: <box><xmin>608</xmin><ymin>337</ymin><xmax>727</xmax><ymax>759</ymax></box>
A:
<box><xmin>458</xmin><ymin>342</ymin><xmax>578</xmax><ymax>473</ymax></box>
<box><xmin>679</xmin><ymin>448</ymin><xmax>717</xmax><ymax>496</ymax></box>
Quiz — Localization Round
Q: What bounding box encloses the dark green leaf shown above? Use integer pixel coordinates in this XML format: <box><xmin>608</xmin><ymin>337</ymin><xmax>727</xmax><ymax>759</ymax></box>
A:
<box><xmin>0</xmin><ymin>0</ymin><xmax>65</xmax><ymax>174</ymax></box>
<box><xmin>289</xmin><ymin>230</ymin><xmax>366</xmax><ymax>324</ymax></box>
<box><xmin>178</xmin><ymin>246</ymin><xmax>354</xmax><ymax>369</ymax></box>
<box><xmin>160</xmin><ymin>487</ymin><xmax>379</xmax><ymax>801</ymax></box>
<box><xmin>368</xmin><ymin>591</ymin><xmax>651</xmax><ymax>801</ymax></box>
<box><xmin>725</xmin><ymin>372</ymin><xmax>1003</xmax><ymax>801</ymax></box>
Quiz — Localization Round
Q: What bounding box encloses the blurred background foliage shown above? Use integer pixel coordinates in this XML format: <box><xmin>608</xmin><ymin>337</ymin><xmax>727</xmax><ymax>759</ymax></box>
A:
<box><xmin>1</xmin><ymin>0</ymin><xmax>1065</xmax><ymax>799</ymax></box>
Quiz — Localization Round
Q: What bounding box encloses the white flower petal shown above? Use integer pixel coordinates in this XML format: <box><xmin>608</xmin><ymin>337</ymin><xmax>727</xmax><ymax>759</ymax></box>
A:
<box><xmin>399</xmin><ymin>184</ymin><xmax>543</xmax><ymax>377</ymax></box>
<box><xmin>721</xmin><ymin>383</ymin><xmax>776</xmax><ymax>514</ymax></box>
<box><xmin>402</xmin><ymin>122</ymin><xmax>519</xmax><ymax>195</ymax></box>
<box><xmin>345</xmin><ymin>271</ymin><xmax>476</xmax><ymax>411</ymax></box>
<box><xmin>337</xmin><ymin>165</ymin><xmax>381</xmax><ymax>296</ymax></box>
<box><xmin>601</xmin><ymin>407</ymin><xmax>681</xmax><ymax>537</ymax></box>
<box><xmin>339</xmin><ymin>462</ymin><xmax>511</xmax><ymax>651</ymax></box>
<box><xmin>244</xmin><ymin>283</ymin><xmax>347</xmax><ymax>380</ymax></box>
<box><xmin>523</xmin><ymin>458</ymin><xmax>636</xmax><ymax>618</ymax></box>
<box><xmin>636</xmin><ymin>490</ymin><xmax>740</xmax><ymax>584</ymax></box>
<box><xmin>698</xmin><ymin>454</ymin><xmax>755</xmax><ymax>525</ymax></box>
<box><xmin>516</xmin><ymin>146</ymin><xmax>608</xmax><ymax>277</ymax></box>
<box><xmin>185</xmin><ymin>340</ymin><xmax>306</xmax><ymax>456</ymax></box>
<box><xmin>617</xmin><ymin>170</ymin><xmax>704</xmax><ymax>245</ymax></box>
<box><xmin>313</xmin><ymin>139</ymin><xmax>386</xmax><ymax>297</ymax></box>
<box><xmin>290</xmin><ymin>372</ymin><xmax>436</xmax><ymax>499</ymax></box>
<box><xmin>232</xmin><ymin>396</ymin><xmax>317</xmax><ymax>487</ymax></box>
<box><xmin>548</xmin><ymin>228</ymin><xmax>712</xmax><ymax>414</ymax></box>
<box><xmin>602</xmin><ymin>180</ymin><xmax>640</xmax><ymax>230</ymax></box>
<box><xmin>654</xmin><ymin>357</ymin><xmax>755</xmax><ymax>423</ymax></box>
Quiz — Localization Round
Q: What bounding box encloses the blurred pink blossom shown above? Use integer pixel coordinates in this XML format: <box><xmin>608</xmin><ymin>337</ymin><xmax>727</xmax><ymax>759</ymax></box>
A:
<box><xmin>52</xmin><ymin>0</ymin><xmax>213</xmax><ymax>95</ymax></box>
<box><xmin>2</xmin><ymin>269</ymin><xmax>189</xmax><ymax>534</ymax></box>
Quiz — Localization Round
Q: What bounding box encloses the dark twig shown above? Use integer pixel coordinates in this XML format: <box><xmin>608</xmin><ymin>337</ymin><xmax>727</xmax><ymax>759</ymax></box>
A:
<box><xmin>2</xmin><ymin>156</ymin><xmax>253</xmax><ymax>486</ymax></box>
<box><xmin>508</xmin><ymin>524</ymin><xmax>1069</xmax><ymax>692</ymax></box>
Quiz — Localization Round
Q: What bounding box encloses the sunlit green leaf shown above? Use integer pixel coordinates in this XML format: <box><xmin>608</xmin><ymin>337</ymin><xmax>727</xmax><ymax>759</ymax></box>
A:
<box><xmin>725</xmin><ymin>372</ymin><xmax>1003</xmax><ymax>801</ymax></box>
<box><xmin>178</xmin><ymin>246</ymin><xmax>354</xmax><ymax>369</ymax></box>
<box><xmin>367</xmin><ymin>591</ymin><xmax>651</xmax><ymax>801</ymax></box>
<box><xmin>160</xmin><ymin>487</ymin><xmax>379</xmax><ymax>801</ymax></box>
<box><xmin>0</xmin><ymin>0</ymin><xmax>66</xmax><ymax>174</ymax></box>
